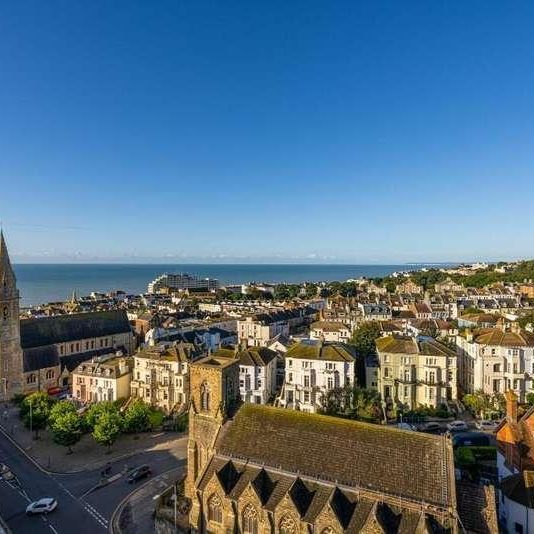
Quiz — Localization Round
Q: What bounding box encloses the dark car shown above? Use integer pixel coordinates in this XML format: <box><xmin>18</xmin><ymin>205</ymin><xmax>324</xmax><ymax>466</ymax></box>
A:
<box><xmin>127</xmin><ymin>465</ymin><xmax>151</xmax><ymax>484</ymax></box>
<box><xmin>419</xmin><ymin>422</ymin><xmax>444</xmax><ymax>434</ymax></box>
<box><xmin>452</xmin><ymin>432</ymin><xmax>492</xmax><ymax>448</ymax></box>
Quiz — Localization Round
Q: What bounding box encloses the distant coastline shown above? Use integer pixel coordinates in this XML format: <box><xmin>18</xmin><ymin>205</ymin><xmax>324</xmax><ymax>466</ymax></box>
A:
<box><xmin>13</xmin><ymin>263</ymin><xmax>451</xmax><ymax>307</ymax></box>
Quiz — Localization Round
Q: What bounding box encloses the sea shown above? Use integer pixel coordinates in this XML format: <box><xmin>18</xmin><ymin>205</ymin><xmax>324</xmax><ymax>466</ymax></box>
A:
<box><xmin>12</xmin><ymin>263</ymin><xmax>441</xmax><ymax>308</ymax></box>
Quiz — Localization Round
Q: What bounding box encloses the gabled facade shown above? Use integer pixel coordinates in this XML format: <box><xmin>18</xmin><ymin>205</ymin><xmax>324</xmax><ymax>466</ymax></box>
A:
<box><xmin>375</xmin><ymin>335</ymin><xmax>457</xmax><ymax>411</ymax></box>
<box><xmin>457</xmin><ymin>326</ymin><xmax>534</xmax><ymax>401</ymax></box>
<box><xmin>277</xmin><ymin>340</ymin><xmax>357</xmax><ymax>413</ymax></box>
<box><xmin>212</xmin><ymin>347</ymin><xmax>277</xmax><ymax>405</ymax></box>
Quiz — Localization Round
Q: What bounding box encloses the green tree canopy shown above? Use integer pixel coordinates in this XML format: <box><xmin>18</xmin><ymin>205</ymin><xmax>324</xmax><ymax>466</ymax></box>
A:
<box><xmin>50</xmin><ymin>409</ymin><xmax>82</xmax><ymax>453</ymax></box>
<box><xmin>20</xmin><ymin>392</ymin><xmax>55</xmax><ymax>438</ymax></box>
<box><xmin>48</xmin><ymin>400</ymin><xmax>77</xmax><ymax>425</ymax></box>
<box><xmin>92</xmin><ymin>411</ymin><xmax>123</xmax><ymax>450</ymax></box>
<box><xmin>84</xmin><ymin>401</ymin><xmax>119</xmax><ymax>430</ymax></box>
<box><xmin>123</xmin><ymin>399</ymin><xmax>151</xmax><ymax>433</ymax></box>
<box><xmin>350</xmin><ymin>321</ymin><xmax>382</xmax><ymax>358</ymax></box>
<box><xmin>320</xmin><ymin>385</ymin><xmax>381</xmax><ymax>422</ymax></box>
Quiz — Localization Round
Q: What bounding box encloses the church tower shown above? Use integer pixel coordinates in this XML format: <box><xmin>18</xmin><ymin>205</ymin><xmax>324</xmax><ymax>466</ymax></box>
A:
<box><xmin>0</xmin><ymin>232</ymin><xmax>24</xmax><ymax>400</ymax></box>
<box><xmin>185</xmin><ymin>355</ymin><xmax>240</xmax><ymax>528</ymax></box>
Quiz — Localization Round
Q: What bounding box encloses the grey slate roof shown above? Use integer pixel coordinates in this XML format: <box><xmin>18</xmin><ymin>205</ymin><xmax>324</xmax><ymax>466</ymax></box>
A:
<box><xmin>23</xmin><ymin>345</ymin><xmax>60</xmax><ymax>372</ymax></box>
<box><xmin>20</xmin><ymin>310</ymin><xmax>132</xmax><ymax>349</ymax></box>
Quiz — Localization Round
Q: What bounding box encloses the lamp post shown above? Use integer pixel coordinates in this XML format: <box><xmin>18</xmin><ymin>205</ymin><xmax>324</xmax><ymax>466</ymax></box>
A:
<box><xmin>29</xmin><ymin>399</ymin><xmax>33</xmax><ymax>436</ymax></box>
<box><xmin>174</xmin><ymin>484</ymin><xmax>177</xmax><ymax>533</ymax></box>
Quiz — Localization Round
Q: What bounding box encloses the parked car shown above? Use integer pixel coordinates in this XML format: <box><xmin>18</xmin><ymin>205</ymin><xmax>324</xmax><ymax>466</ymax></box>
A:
<box><xmin>127</xmin><ymin>465</ymin><xmax>151</xmax><ymax>484</ymax></box>
<box><xmin>419</xmin><ymin>422</ymin><xmax>444</xmax><ymax>434</ymax></box>
<box><xmin>396</xmin><ymin>422</ymin><xmax>415</xmax><ymax>431</ymax></box>
<box><xmin>447</xmin><ymin>420</ymin><xmax>469</xmax><ymax>432</ymax></box>
<box><xmin>452</xmin><ymin>432</ymin><xmax>492</xmax><ymax>448</ymax></box>
<box><xmin>26</xmin><ymin>498</ymin><xmax>58</xmax><ymax>515</ymax></box>
<box><xmin>476</xmin><ymin>419</ymin><xmax>500</xmax><ymax>431</ymax></box>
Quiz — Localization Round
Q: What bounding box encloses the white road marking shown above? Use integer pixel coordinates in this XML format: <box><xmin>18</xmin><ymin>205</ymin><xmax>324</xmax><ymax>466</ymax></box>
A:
<box><xmin>49</xmin><ymin>524</ymin><xmax>59</xmax><ymax>534</ymax></box>
<box><xmin>83</xmin><ymin>502</ymin><xmax>109</xmax><ymax>528</ymax></box>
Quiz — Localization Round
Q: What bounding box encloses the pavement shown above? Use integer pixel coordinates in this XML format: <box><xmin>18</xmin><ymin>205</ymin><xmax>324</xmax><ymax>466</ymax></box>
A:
<box><xmin>111</xmin><ymin>466</ymin><xmax>185</xmax><ymax>534</ymax></box>
<box><xmin>0</xmin><ymin>423</ymin><xmax>187</xmax><ymax>534</ymax></box>
<box><xmin>0</xmin><ymin>403</ymin><xmax>182</xmax><ymax>473</ymax></box>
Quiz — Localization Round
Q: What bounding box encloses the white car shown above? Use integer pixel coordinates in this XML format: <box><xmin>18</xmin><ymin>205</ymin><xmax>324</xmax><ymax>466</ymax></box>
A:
<box><xmin>476</xmin><ymin>419</ymin><xmax>499</xmax><ymax>431</ymax></box>
<box><xmin>447</xmin><ymin>420</ymin><xmax>468</xmax><ymax>432</ymax></box>
<box><xmin>26</xmin><ymin>498</ymin><xmax>58</xmax><ymax>515</ymax></box>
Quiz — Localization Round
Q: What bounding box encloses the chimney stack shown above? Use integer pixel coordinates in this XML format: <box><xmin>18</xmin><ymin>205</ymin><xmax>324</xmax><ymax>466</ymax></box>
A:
<box><xmin>465</xmin><ymin>328</ymin><xmax>473</xmax><ymax>343</ymax></box>
<box><xmin>506</xmin><ymin>389</ymin><xmax>518</xmax><ymax>424</ymax></box>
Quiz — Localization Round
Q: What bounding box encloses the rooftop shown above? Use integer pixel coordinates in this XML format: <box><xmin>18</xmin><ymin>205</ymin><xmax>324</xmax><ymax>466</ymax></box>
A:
<box><xmin>215</xmin><ymin>404</ymin><xmax>454</xmax><ymax>508</ymax></box>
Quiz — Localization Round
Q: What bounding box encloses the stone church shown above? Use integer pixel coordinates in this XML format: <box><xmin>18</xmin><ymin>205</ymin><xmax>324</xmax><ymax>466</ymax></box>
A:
<box><xmin>185</xmin><ymin>355</ymin><xmax>497</xmax><ymax>533</ymax></box>
<box><xmin>0</xmin><ymin>232</ymin><xmax>24</xmax><ymax>400</ymax></box>
<box><xmin>0</xmin><ymin>232</ymin><xmax>135</xmax><ymax>400</ymax></box>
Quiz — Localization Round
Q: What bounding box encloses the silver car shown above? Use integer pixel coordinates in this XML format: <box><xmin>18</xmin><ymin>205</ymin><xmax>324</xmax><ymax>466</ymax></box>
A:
<box><xmin>26</xmin><ymin>498</ymin><xmax>58</xmax><ymax>515</ymax></box>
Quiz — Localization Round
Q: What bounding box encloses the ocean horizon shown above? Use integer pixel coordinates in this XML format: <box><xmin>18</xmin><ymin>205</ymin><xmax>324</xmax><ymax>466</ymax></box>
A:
<box><xmin>13</xmin><ymin>263</ymin><xmax>445</xmax><ymax>307</ymax></box>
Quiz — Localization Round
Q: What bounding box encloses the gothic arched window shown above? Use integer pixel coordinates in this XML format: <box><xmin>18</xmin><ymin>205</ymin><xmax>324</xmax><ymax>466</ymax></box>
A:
<box><xmin>321</xmin><ymin>528</ymin><xmax>336</xmax><ymax>534</ymax></box>
<box><xmin>207</xmin><ymin>493</ymin><xmax>222</xmax><ymax>523</ymax></box>
<box><xmin>200</xmin><ymin>381</ymin><xmax>210</xmax><ymax>412</ymax></box>
<box><xmin>2</xmin><ymin>306</ymin><xmax>7</xmax><ymax>322</ymax></box>
<box><xmin>242</xmin><ymin>503</ymin><xmax>258</xmax><ymax>534</ymax></box>
<box><xmin>279</xmin><ymin>515</ymin><xmax>297</xmax><ymax>534</ymax></box>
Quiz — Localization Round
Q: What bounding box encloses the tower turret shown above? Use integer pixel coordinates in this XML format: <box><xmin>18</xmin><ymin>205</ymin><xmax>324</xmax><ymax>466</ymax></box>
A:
<box><xmin>0</xmin><ymin>232</ymin><xmax>24</xmax><ymax>399</ymax></box>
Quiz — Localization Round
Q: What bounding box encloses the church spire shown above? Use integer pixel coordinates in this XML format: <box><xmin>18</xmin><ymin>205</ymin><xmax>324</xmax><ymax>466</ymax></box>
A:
<box><xmin>0</xmin><ymin>230</ymin><xmax>16</xmax><ymax>289</ymax></box>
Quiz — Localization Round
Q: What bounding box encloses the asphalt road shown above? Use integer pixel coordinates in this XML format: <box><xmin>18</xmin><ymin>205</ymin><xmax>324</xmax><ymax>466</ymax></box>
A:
<box><xmin>0</xmin><ymin>429</ymin><xmax>186</xmax><ymax>534</ymax></box>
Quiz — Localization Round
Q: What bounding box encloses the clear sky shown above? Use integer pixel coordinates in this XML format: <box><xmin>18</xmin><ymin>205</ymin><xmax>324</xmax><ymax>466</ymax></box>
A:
<box><xmin>1</xmin><ymin>1</ymin><xmax>533</xmax><ymax>264</ymax></box>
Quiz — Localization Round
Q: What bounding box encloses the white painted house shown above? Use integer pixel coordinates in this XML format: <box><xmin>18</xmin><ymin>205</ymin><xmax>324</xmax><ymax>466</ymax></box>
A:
<box><xmin>213</xmin><ymin>347</ymin><xmax>278</xmax><ymax>404</ymax></box>
<box><xmin>277</xmin><ymin>340</ymin><xmax>357</xmax><ymax>413</ymax></box>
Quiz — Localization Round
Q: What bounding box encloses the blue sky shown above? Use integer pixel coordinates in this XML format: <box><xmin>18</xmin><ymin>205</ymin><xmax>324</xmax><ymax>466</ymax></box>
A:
<box><xmin>1</xmin><ymin>1</ymin><xmax>533</xmax><ymax>264</ymax></box>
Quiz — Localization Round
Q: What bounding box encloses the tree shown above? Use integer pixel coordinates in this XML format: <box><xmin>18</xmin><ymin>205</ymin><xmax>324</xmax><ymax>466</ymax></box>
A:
<box><xmin>84</xmin><ymin>401</ymin><xmax>118</xmax><ymax>430</ymax></box>
<box><xmin>20</xmin><ymin>392</ymin><xmax>55</xmax><ymax>439</ymax></box>
<box><xmin>50</xmin><ymin>410</ymin><xmax>82</xmax><ymax>453</ymax></box>
<box><xmin>526</xmin><ymin>393</ymin><xmax>534</xmax><ymax>406</ymax></box>
<box><xmin>320</xmin><ymin>385</ymin><xmax>381</xmax><ymax>422</ymax></box>
<box><xmin>123</xmin><ymin>399</ymin><xmax>151</xmax><ymax>433</ymax></box>
<box><xmin>350</xmin><ymin>322</ymin><xmax>382</xmax><ymax>358</ymax></box>
<box><xmin>462</xmin><ymin>390</ymin><xmax>492</xmax><ymax>418</ymax></box>
<box><xmin>519</xmin><ymin>311</ymin><xmax>534</xmax><ymax>330</ymax></box>
<box><xmin>48</xmin><ymin>400</ymin><xmax>77</xmax><ymax>425</ymax></box>
<box><xmin>92</xmin><ymin>411</ymin><xmax>123</xmax><ymax>451</ymax></box>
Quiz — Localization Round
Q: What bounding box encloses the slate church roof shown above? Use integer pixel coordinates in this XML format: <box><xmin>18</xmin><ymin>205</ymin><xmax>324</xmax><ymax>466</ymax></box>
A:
<box><xmin>20</xmin><ymin>310</ymin><xmax>132</xmax><ymax>349</ymax></box>
<box><xmin>215</xmin><ymin>404</ymin><xmax>454</xmax><ymax>509</ymax></box>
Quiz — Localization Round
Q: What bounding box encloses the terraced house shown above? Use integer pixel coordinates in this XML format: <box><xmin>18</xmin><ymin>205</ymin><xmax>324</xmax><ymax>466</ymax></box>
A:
<box><xmin>375</xmin><ymin>335</ymin><xmax>457</xmax><ymax>412</ymax></box>
<box><xmin>130</xmin><ymin>342</ymin><xmax>202</xmax><ymax>413</ymax></box>
<box><xmin>457</xmin><ymin>325</ymin><xmax>534</xmax><ymax>401</ymax></box>
<box><xmin>185</xmin><ymin>356</ymin><xmax>494</xmax><ymax>533</ymax></box>
<box><xmin>212</xmin><ymin>346</ymin><xmax>278</xmax><ymax>405</ymax></box>
<box><xmin>277</xmin><ymin>340</ymin><xmax>358</xmax><ymax>413</ymax></box>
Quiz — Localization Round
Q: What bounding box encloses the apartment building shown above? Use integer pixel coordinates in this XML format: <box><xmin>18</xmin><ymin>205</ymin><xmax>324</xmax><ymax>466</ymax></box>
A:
<box><xmin>309</xmin><ymin>320</ymin><xmax>351</xmax><ymax>343</ymax></box>
<box><xmin>72</xmin><ymin>355</ymin><xmax>132</xmax><ymax>403</ymax></box>
<box><xmin>357</xmin><ymin>303</ymin><xmax>392</xmax><ymax>322</ymax></box>
<box><xmin>457</xmin><ymin>326</ymin><xmax>534</xmax><ymax>402</ymax></box>
<box><xmin>130</xmin><ymin>342</ymin><xmax>202</xmax><ymax>413</ymax></box>
<box><xmin>237</xmin><ymin>307</ymin><xmax>317</xmax><ymax>347</ymax></box>
<box><xmin>375</xmin><ymin>335</ymin><xmax>457</xmax><ymax>411</ymax></box>
<box><xmin>214</xmin><ymin>346</ymin><xmax>278</xmax><ymax>404</ymax></box>
<box><xmin>278</xmin><ymin>340</ymin><xmax>357</xmax><ymax>413</ymax></box>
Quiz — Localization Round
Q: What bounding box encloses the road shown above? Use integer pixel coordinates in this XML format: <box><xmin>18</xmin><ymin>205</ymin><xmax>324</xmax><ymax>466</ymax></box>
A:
<box><xmin>0</xmin><ymin>428</ymin><xmax>186</xmax><ymax>534</ymax></box>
